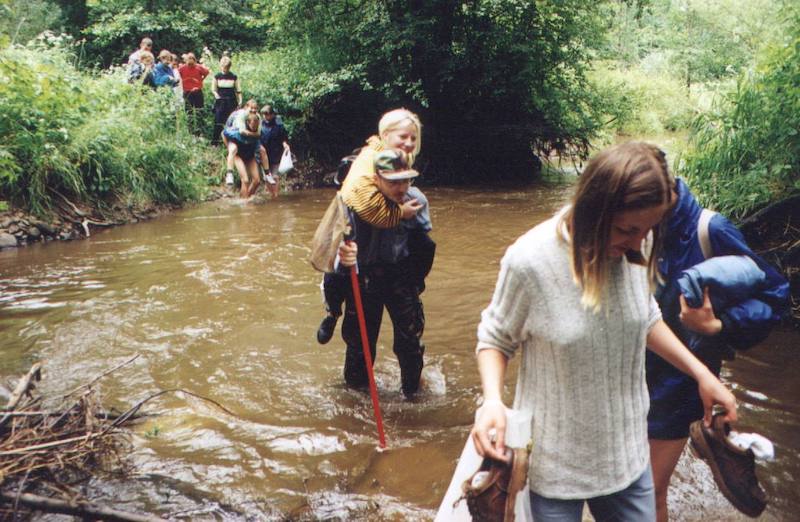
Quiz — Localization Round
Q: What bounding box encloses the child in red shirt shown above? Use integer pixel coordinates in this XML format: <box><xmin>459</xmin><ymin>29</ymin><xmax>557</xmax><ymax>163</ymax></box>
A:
<box><xmin>178</xmin><ymin>52</ymin><xmax>210</xmax><ymax>113</ymax></box>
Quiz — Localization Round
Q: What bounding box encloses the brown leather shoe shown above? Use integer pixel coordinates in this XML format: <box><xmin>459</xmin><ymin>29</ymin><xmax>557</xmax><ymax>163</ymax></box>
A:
<box><xmin>689</xmin><ymin>413</ymin><xmax>767</xmax><ymax>518</ymax></box>
<box><xmin>460</xmin><ymin>447</ymin><xmax>528</xmax><ymax>522</ymax></box>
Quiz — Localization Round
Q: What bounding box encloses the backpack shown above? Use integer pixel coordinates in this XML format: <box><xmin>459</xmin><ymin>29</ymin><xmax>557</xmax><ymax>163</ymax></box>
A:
<box><xmin>335</xmin><ymin>147</ymin><xmax>363</xmax><ymax>186</ymax></box>
<box><xmin>697</xmin><ymin>208</ymin><xmax>717</xmax><ymax>260</ymax></box>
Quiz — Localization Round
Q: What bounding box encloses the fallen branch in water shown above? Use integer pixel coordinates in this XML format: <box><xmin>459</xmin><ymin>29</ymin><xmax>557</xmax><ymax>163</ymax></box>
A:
<box><xmin>0</xmin><ymin>363</ymin><xmax>41</xmax><ymax>429</ymax></box>
<box><xmin>0</xmin><ymin>357</ymin><xmax>226</xmax><ymax>520</ymax></box>
<box><xmin>0</xmin><ymin>491</ymin><xmax>166</xmax><ymax>522</ymax></box>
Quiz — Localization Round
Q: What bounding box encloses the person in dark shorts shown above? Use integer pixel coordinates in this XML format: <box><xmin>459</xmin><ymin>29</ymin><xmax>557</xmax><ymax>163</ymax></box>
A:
<box><xmin>223</xmin><ymin>112</ymin><xmax>262</xmax><ymax>199</ymax></box>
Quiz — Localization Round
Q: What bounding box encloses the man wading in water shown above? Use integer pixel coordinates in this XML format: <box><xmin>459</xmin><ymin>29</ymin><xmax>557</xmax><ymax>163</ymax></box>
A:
<box><xmin>335</xmin><ymin>149</ymin><xmax>427</xmax><ymax>398</ymax></box>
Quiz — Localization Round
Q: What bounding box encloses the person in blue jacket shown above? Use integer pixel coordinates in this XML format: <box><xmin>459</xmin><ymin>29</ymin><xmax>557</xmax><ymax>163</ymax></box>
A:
<box><xmin>647</xmin><ymin>176</ymin><xmax>790</xmax><ymax>522</ymax></box>
<box><xmin>258</xmin><ymin>105</ymin><xmax>290</xmax><ymax>198</ymax></box>
<box><xmin>151</xmin><ymin>50</ymin><xmax>179</xmax><ymax>89</ymax></box>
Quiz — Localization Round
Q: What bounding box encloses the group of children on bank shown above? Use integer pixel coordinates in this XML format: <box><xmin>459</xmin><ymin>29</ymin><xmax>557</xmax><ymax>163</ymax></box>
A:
<box><xmin>313</xmin><ymin>108</ymin><xmax>789</xmax><ymax>521</ymax></box>
<box><xmin>126</xmin><ymin>37</ymin><xmax>291</xmax><ymax>199</ymax></box>
<box><xmin>126</xmin><ymin>37</ymin><xmax>210</xmax><ymax>118</ymax></box>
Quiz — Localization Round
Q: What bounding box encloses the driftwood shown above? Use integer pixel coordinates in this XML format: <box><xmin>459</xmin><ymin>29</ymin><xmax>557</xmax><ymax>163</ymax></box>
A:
<box><xmin>0</xmin><ymin>357</ymin><xmax>229</xmax><ymax>520</ymax></box>
<box><xmin>737</xmin><ymin>194</ymin><xmax>800</xmax><ymax>323</ymax></box>
<box><xmin>0</xmin><ymin>491</ymin><xmax>165</xmax><ymax>522</ymax></box>
<box><xmin>0</xmin><ymin>364</ymin><xmax>41</xmax><ymax>429</ymax></box>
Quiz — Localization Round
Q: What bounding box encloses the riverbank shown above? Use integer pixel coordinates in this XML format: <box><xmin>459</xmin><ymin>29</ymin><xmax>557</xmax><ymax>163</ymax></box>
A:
<box><xmin>0</xmin><ymin>162</ymin><xmax>323</xmax><ymax>251</ymax></box>
<box><xmin>2</xmin><ymin>164</ymin><xmax>797</xmax><ymax>327</ymax></box>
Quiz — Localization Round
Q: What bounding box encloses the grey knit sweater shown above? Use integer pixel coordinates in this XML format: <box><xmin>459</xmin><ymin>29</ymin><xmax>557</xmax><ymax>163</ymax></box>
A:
<box><xmin>476</xmin><ymin>210</ymin><xmax>661</xmax><ymax>499</ymax></box>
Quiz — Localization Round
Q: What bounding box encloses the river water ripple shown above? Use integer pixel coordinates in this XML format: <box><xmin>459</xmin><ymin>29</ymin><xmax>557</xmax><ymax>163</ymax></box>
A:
<box><xmin>0</xmin><ymin>186</ymin><xmax>797</xmax><ymax>521</ymax></box>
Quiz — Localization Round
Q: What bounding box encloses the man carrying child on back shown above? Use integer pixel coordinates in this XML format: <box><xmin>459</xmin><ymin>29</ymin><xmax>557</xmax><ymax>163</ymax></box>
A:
<box><xmin>325</xmin><ymin>148</ymin><xmax>434</xmax><ymax>398</ymax></box>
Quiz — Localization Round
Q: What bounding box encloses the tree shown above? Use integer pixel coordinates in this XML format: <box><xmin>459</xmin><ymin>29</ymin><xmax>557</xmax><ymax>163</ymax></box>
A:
<box><xmin>80</xmin><ymin>0</ymin><xmax>270</xmax><ymax>66</ymax></box>
<box><xmin>263</xmin><ymin>0</ymin><xmax>611</xmax><ymax>182</ymax></box>
<box><xmin>681</xmin><ymin>7</ymin><xmax>800</xmax><ymax>218</ymax></box>
<box><xmin>0</xmin><ymin>0</ymin><xmax>63</xmax><ymax>46</ymax></box>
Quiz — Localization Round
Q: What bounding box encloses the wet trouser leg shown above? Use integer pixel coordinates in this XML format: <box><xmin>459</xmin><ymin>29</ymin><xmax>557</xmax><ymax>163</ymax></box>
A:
<box><xmin>341</xmin><ymin>272</ymin><xmax>384</xmax><ymax>389</ymax></box>
<box><xmin>384</xmin><ymin>266</ymin><xmax>425</xmax><ymax>397</ymax></box>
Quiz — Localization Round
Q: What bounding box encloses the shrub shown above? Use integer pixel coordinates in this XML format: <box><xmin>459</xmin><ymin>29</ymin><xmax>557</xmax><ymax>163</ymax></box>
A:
<box><xmin>680</xmin><ymin>11</ymin><xmax>800</xmax><ymax>219</ymax></box>
<box><xmin>0</xmin><ymin>39</ymin><xmax>210</xmax><ymax>216</ymax></box>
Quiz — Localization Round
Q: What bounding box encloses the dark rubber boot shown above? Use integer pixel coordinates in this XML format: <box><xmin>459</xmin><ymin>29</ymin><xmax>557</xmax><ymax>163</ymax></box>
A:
<box><xmin>316</xmin><ymin>314</ymin><xmax>338</xmax><ymax>344</ymax></box>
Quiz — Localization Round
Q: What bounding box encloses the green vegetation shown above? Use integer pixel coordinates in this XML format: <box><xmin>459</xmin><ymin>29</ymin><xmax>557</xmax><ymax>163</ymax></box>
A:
<box><xmin>593</xmin><ymin>0</ymin><xmax>784</xmax><ymax>140</ymax></box>
<box><xmin>0</xmin><ymin>0</ymin><xmax>798</xmax><ymax>218</ymax></box>
<box><xmin>0</xmin><ymin>37</ymin><xmax>211</xmax><ymax>216</ymax></box>
<box><xmin>681</xmin><ymin>10</ymin><xmax>800</xmax><ymax>218</ymax></box>
<box><xmin>590</xmin><ymin>0</ymin><xmax>799</xmax><ymax>216</ymax></box>
<box><xmin>234</xmin><ymin>0</ymin><xmax>615</xmax><ymax>183</ymax></box>
<box><xmin>53</xmin><ymin>0</ymin><xmax>269</xmax><ymax>67</ymax></box>
<box><xmin>1</xmin><ymin>0</ymin><xmax>63</xmax><ymax>47</ymax></box>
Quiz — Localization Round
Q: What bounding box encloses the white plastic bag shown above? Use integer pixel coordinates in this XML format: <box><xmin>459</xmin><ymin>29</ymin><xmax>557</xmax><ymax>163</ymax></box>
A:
<box><xmin>278</xmin><ymin>148</ymin><xmax>294</xmax><ymax>175</ymax></box>
<box><xmin>435</xmin><ymin>408</ymin><xmax>533</xmax><ymax>521</ymax></box>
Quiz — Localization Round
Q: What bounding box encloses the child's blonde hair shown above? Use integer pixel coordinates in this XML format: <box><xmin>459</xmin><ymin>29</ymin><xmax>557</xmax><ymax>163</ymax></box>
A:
<box><xmin>560</xmin><ymin>141</ymin><xmax>674</xmax><ymax>311</ymax></box>
<box><xmin>378</xmin><ymin>108</ymin><xmax>422</xmax><ymax>159</ymax></box>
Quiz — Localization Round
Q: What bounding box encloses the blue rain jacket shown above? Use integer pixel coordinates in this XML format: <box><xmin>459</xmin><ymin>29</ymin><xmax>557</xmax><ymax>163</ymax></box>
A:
<box><xmin>646</xmin><ymin>178</ymin><xmax>789</xmax><ymax>439</ymax></box>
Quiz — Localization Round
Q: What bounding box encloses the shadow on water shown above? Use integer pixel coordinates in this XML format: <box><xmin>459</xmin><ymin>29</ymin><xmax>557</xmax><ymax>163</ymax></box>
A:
<box><xmin>1</xmin><ymin>185</ymin><xmax>798</xmax><ymax>521</ymax></box>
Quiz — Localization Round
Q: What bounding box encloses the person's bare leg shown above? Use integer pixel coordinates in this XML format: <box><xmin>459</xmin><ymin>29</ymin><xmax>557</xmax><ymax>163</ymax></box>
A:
<box><xmin>234</xmin><ymin>156</ymin><xmax>250</xmax><ymax>199</ymax></box>
<box><xmin>650</xmin><ymin>438</ymin><xmax>687</xmax><ymax>522</ymax></box>
<box><xmin>247</xmin><ymin>160</ymin><xmax>260</xmax><ymax>197</ymax></box>
<box><xmin>258</xmin><ymin>146</ymin><xmax>269</xmax><ymax>176</ymax></box>
<box><xmin>226</xmin><ymin>141</ymin><xmax>239</xmax><ymax>173</ymax></box>
<box><xmin>268</xmin><ymin>165</ymin><xmax>279</xmax><ymax>198</ymax></box>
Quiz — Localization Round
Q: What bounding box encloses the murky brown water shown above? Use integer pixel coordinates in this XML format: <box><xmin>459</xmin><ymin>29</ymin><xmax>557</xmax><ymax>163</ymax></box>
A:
<box><xmin>1</xmin><ymin>186</ymin><xmax>798</xmax><ymax>521</ymax></box>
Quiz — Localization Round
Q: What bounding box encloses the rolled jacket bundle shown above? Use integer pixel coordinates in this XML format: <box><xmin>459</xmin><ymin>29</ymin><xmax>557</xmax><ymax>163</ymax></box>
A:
<box><xmin>677</xmin><ymin>255</ymin><xmax>766</xmax><ymax>310</ymax></box>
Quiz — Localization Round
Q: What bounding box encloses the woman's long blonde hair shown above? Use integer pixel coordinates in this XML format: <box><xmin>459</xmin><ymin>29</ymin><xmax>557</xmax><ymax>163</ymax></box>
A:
<box><xmin>378</xmin><ymin>108</ymin><xmax>422</xmax><ymax>164</ymax></box>
<box><xmin>560</xmin><ymin>141</ymin><xmax>674</xmax><ymax>311</ymax></box>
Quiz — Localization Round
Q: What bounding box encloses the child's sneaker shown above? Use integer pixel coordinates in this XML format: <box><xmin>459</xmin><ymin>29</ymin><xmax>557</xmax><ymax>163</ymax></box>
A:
<box><xmin>689</xmin><ymin>413</ymin><xmax>767</xmax><ymax>517</ymax></box>
<box><xmin>225</xmin><ymin>170</ymin><xmax>234</xmax><ymax>186</ymax></box>
<box><xmin>265</xmin><ymin>173</ymin><xmax>277</xmax><ymax>185</ymax></box>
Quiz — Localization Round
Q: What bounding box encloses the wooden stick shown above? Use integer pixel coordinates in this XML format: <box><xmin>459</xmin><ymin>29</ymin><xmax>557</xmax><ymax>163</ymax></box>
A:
<box><xmin>3</xmin><ymin>363</ymin><xmax>42</xmax><ymax>411</ymax></box>
<box><xmin>64</xmin><ymin>354</ymin><xmax>141</xmax><ymax>398</ymax></box>
<box><xmin>0</xmin><ymin>363</ymin><xmax>42</xmax><ymax>428</ymax></box>
<box><xmin>0</xmin><ymin>433</ymin><xmax>103</xmax><ymax>456</ymax></box>
<box><xmin>0</xmin><ymin>490</ymin><xmax>166</xmax><ymax>522</ymax></box>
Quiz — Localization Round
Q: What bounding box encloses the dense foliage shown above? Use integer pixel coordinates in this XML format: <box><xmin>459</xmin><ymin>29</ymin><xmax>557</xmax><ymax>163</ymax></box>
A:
<box><xmin>1</xmin><ymin>0</ymin><xmax>63</xmax><ymax>47</ymax></box>
<box><xmin>593</xmin><ymin>0</ymin><xmax>785</xmax><ymax>140</ymax></box>
<box><xmin>0</xmin><ymin>38</ymin><xmax>211</xmax><ymax>216</ymax></box>
<box><xmin>245</xmin><ymin>0</ymin><xmax>613</xmax><ymax>182</ymax></box>
<box><xmin>57</xmin><ymin>0</ymin><xmax>269</xmax><ymax>67</ymax></box>
<box><xmin>1</xmin><ymin>0</ymin><xmax>798</xmax><ymax>216</ymax></box>
<box><xmin>680</xmin><ymin>10</ymin><xmax>800</xmax><ymax>218</ymax></box>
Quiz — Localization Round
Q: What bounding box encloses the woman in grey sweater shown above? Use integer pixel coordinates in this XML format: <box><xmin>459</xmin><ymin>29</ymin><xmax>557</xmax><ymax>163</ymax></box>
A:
<box><xmin>471</xmin><ymin>142</ymin><xmax>737</xmax><ymax>521</ymax></box>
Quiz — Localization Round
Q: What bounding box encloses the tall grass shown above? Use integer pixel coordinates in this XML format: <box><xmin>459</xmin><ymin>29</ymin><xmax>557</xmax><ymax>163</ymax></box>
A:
<box><xmin>679</xmin><ymin>13</ymin><xmax>800</xmax><ymax>219</ymax></box>
<box><xmin>0</xmin><ymin>37</ymin><xmax>213</xmax><ymax>217</ymax></box>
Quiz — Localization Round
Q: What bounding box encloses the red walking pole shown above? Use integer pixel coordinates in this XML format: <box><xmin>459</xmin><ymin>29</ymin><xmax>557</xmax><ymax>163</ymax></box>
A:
<box><xmin>349</xmin><ymin>264</ymin><xmax>387</xmax><ymax>449</ymax></box>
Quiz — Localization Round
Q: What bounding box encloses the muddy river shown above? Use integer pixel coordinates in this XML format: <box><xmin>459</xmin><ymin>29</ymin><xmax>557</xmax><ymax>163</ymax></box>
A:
<box><xmin>1</xmin><ymin>185</ymin><xmax>797</xmax><ymax>520</ymax></box>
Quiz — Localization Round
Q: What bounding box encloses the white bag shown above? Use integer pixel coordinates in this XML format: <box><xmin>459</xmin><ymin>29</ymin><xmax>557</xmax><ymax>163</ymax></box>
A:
<box><xmin>278</xmin><ymin>148</ymin><xmax>294</xmax><ymax>175</ymax></box>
